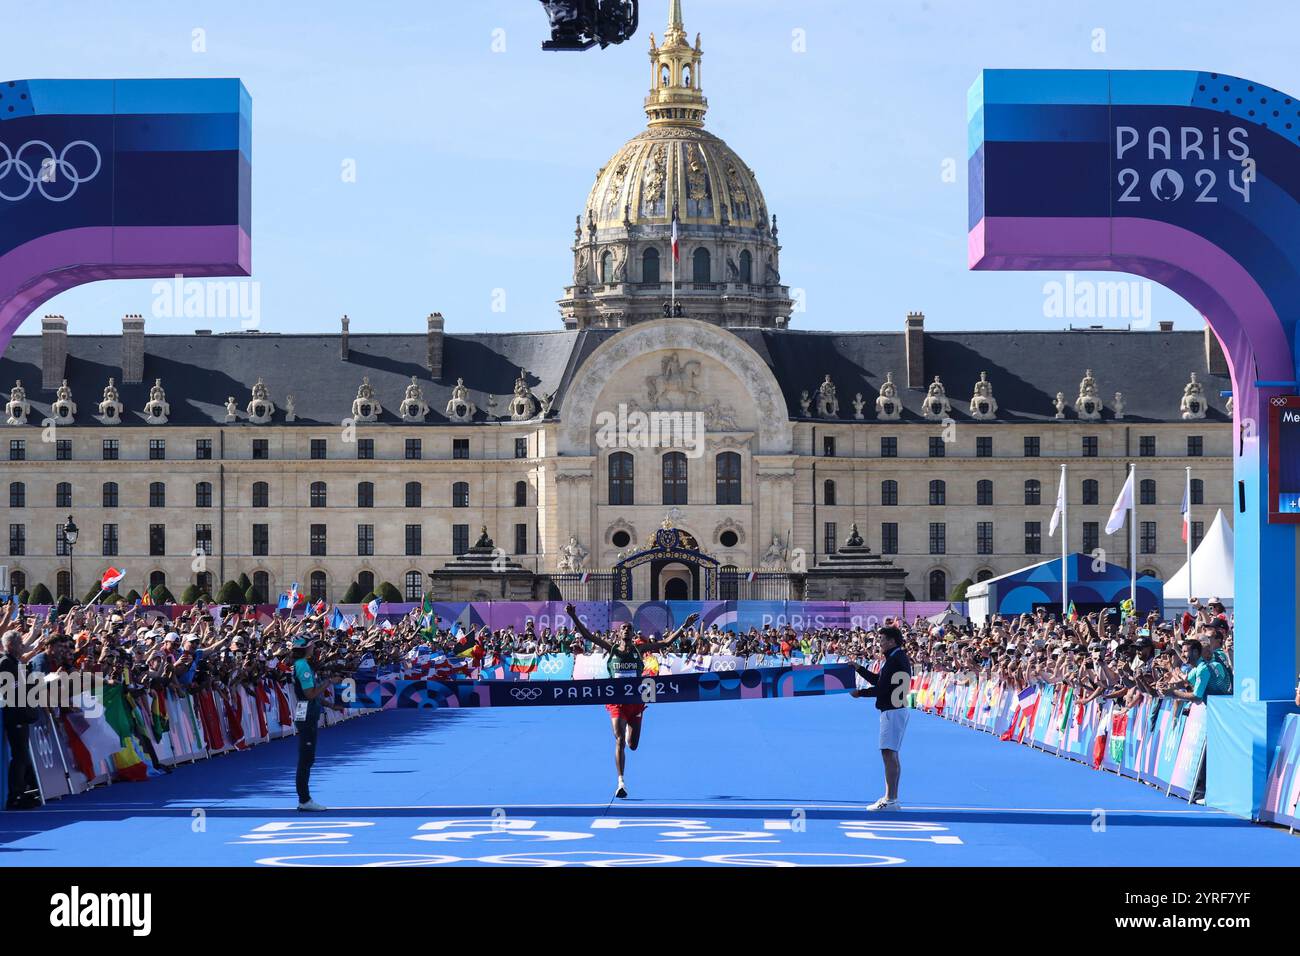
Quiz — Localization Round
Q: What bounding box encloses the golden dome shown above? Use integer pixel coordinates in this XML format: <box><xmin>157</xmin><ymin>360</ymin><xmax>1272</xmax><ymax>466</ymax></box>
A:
<box><xmin>584</xmin><ymin>127</ymin><xmax>768</xmax><ymax>231</ymax></box>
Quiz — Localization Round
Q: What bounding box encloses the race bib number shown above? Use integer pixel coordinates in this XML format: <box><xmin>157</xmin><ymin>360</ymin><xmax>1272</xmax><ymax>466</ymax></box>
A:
<box><xmin>294</xmin><ymin>700</ymin><xmax>309</xmax><ymax>722</ymax></box>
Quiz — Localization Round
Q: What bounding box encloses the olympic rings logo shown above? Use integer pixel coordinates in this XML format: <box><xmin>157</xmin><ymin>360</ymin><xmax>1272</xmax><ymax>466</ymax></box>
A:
<box><xmin>0</xmin><ymin>140</ymin><xmax>102</xmax><ymax>202</ymax></box>
<box><xmin>510</xmin><ymin>687</ymin><xmax>543</xmax><ymax>701</ymax></box>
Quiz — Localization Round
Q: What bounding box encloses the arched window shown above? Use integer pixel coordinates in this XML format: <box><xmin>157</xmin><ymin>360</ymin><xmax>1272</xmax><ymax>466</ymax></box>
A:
<box><xmin>823</xmin><ymin>478</ymin><xmax>837</xmax><ymax>507</ymax></box>
<box><xmin>357</xmin><ymin>480</ymin><xmax>374</xmax><ymax>508</ymax></box>
<box><xmin>9</xmin><ymin>570</ymin><xmax>24</xmax><ymax>595</ymax></box>
<box><xmin>1024</xmin><ymin>479</ymin><xmax>1041</xmax><ymax>506</ymax></box>
<box><xmin>405</xmin><ymin>481</ymin><xmax>422</xmax><ymax>508</ymax></box>
<box><xmin>149</xmin><ymin>481</ymin><xmax>166</xmax><ymax>508</ymax></box>
<box><xmin>692</xmin><ymin>247</ymin><xmax>711</xmax><ymax>283</ymax></box>
<box><xmin>252</xmin><ymin>571</ymin><xmax>269</xmax><ymax>605</ymax></box>
<box><xmin>609</xmin><ymin>451</ymin><xmax>634</xmax><ymax>505</ymax></box>
<box><xmin>716</xmin><ymin>452</ymin><xmax>742</xmax><ymax>505</ymax></box>
<box><xmin>739</xmin><ymin>249</ymin><xmax>753</xmax><ymax>283</ymax></box>
<box><xmin>929</xmin><ymin>569</ymin><xmax>947</xmax><ymax>602</ymax></box>
<box><xmin>662</xmin><ymin>452</ymin><xmax>688</xmax><ymax>505</ymax></box>
<box><xmin>881</xmin><ymin>479</ymin><xmax>898</xmax><ymax>506</ymax></box>
<box><xmin>252</xmin><ymin>481</ymin><xmax>269</xmax><ymax>508</ymax></box>
<box><xmin>102</xmin><ymin>481</ymin><xmax>119</xmax><ymax>508</ymax></box>
<box><xmin>357</xmin><ymin>570</ymin><xmax>375</xmax><ymax>596</ymax></box>
<box><xmin>1191</xmin><ymin>478</ymin><xmax>1204</xmax><ymax>505</ymax></box>
<box><xmin>9</xmin><ymin>481</ymin><xmax>24</xmax><ymax>508</ymax></box>
<box><xmin>929</xmin><ymin>479</ymin><xmax>946</xmax><ymax>506</ymax></box>
<box><xmin>56</xmin><ymin>481</ymin><xmax>72</xmax><ymax>508</ymax></box>
<box><xmin>310</xmin><ymin>481</ymin><xmax>327</xmax><ymax>508</ymax></box>
<box><xmin>682</xmin><ymin>64</ymin><xmax>692</xmax><ymax>88</ymax></box>
<box><xmin>661</xmin><ymin>64</ymin><xmax>670</xmax><ymax>87</ymax></box>
<box><xmin>195</xmin><ymin>481</ymin><xmax>213</xmax><ymax>508</ymax></box>
<box><xmin>1082</xmin><ymin>479</ymin><xmax>1099</xmax><ymax>505</ymax></box>
<box><xmin>149</xmin><ymin>570</ymin><xmax>166</xmax><ymax>590</ymax></box>
<box><xmin>405</xmin><ymin>570</ymin><xmax>423</xmax><ymax>601</ymax></box>
<box><xmin>600</xmin><ymin>251</ymin><xmax>612</xmax><ymax>284</ymax></box>
<box><xmin>195</xmin><ymin>571</ymin><xmax>212</xmax><ymax>597</ymax></box>
<box><xmin>976</xmin><ymin>479</ymin><xmax>993</xmax><ymax>506</ymax></box>
<box><xmin>309</xmin><ymin>571</ymin><xmax>327</xmax><ymax>602</ymax></box>
<box><xmin>976</xmin><ymin>568</ymin><xmax>994</xmax><ymax>583</ymax></box>
<box><xmin>642</xmin><ymin>247</ymin><xmax>660</xmax><ymax>283</ymax></box>
<box><xmin>1140</xmin><ymin>479</ymin><xmax>1157</xmax><ymax>505</ymax></box>
<box><xmin>57</xmin><ymin>570</ymin><xmax>71</xmax><ymax>599</ymax></box>
<box><xmin>452</xmin><ymin>481</ymin><xmax>470</xmax><ymax>508</ymax></box>
<box><xmin>515</xmin><ymin>480</ymin><xmax>528</xmax><ymax>508</ymax></box>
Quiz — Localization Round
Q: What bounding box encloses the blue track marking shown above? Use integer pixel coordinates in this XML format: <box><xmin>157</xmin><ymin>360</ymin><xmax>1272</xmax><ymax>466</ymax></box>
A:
<box><xmin>2</xmin><ymin>696</ymin><xmax>1296</xmax><ymax>867</ymax></box>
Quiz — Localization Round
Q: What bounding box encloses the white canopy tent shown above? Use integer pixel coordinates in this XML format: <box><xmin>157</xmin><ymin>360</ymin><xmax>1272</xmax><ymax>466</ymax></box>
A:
<box><xmin>1164</xmin><ymin>509</ymin><xmax>1234</xmax><ymax>610</ymax></box>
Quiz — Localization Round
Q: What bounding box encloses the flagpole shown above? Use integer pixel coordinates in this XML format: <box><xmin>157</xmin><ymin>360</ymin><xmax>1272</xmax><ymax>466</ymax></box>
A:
<box><xmin>1185</xmin><ymin>465</ymin><xmax>1193</xmax><ymax>606</ymax></box>
<box><xmin>1061</xmin><ymin>463</ymin><xmax>1069</xmax><ymax>619</ymax></box>
<box><xmin>1129</xmin><ymin>462</ymin><xmax>1137</xmax><ymax>605</ymax></box>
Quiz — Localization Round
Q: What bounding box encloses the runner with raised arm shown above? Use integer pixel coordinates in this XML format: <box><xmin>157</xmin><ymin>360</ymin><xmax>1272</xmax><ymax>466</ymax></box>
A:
<box><xmin>565</xmin><ymin>603</ymin><xmax>699</xmax><ymax>799</ymax></box>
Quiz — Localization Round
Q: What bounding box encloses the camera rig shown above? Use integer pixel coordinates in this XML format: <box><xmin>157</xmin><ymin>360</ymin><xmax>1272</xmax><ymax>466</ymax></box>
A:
<box><xmin>538</xmin><ymin>0</ymin><xmax>639</xmax><ymax>51</ymax></box>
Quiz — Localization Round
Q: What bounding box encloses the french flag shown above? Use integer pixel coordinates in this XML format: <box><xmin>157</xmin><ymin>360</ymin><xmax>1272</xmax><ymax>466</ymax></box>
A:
<box><xmin>277</xmin><ymin>583</ymin><xmax>303</xmax><ymax>611</ymax></box>
<box><xmin>363</xmin><ymin>598</ymin><xmax>380</xmax><ymax>621</ymax></box>
<box><xmin>671</xmin><ymin>203</ymin><xmax>680</xmax><ymax>262</ymax></box>
<box><xmin>328</xmin><ymin>607</ymin><xmax>348</xmax><ymax>631</ymax></box>
<box><xmin>1180</xmin><ymin>482</ymin><xmax>1191</xmax><ymax>543</ymax></box>
<box><xmin>101</xmin><ymin>567</ymin><xmax>125</xmax><ymax>591</ymax></box>
<box><xmin>313</xmin><ymin>598</ymin><xmax>326</xmax><ymax>614</ymax></box>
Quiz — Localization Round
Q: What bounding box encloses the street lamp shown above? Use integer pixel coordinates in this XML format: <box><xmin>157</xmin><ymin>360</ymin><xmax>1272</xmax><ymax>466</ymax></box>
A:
<box><xmin>62</xmin><ymin>515</ymin><xmax>78</xmax><ymax>602</ymax></box>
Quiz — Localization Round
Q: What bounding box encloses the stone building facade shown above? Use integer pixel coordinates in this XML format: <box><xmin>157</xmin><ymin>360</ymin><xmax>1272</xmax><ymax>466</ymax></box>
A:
<box><xmin>0</xmin><ymin>2</ymin><xmax>1233</xmax><ymax>605</ymax></box>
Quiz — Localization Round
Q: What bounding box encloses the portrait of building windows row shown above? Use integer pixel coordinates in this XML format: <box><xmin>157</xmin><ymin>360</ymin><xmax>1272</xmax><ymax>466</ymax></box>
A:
<box><xmin>5</xmin><ymin>435</ymin><xmax>537</xmax><ymax>463</ymax></box>
<box><xmin>607</xmin><ymin>451</ymin><xmax>743</xmax><ymax>506</ymax></box>
<box><xmin>815</xmin><ymin>434</ymin><xmax>1209</xmax><ymax>460</ymax></box>
<box><xmin>812</xmin><ymin>477</ymin><xmax>1205</xmax><ymax>507</ymax></box>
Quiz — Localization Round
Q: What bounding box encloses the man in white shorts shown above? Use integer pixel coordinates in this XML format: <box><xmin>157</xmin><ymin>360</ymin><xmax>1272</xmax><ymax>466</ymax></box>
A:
<box><xmin>850</xmin><ymin>624</ymin><xmax>913</xmax><ymax>810</ymax></box>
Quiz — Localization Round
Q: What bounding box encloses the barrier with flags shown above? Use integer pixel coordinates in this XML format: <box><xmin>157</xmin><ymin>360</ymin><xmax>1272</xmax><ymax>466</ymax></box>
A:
<box><xmin>910</xmin><ymin>672</ymin><xmax>1207</xmax><ymax>800</ymax></box>
<box><xmin>1260</xmin><ymin>713</ymin><xmax>1300</xmax><ymax>829</ymax></box>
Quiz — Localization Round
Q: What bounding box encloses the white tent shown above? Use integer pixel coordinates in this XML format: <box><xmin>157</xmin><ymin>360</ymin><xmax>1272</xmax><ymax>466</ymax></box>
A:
<box><xmin>1164</xmin><ymin>509</ymin><xmax>1234</xmax><ymax>607</ymax></box>
<box><xmin>926</xmin><ymin>605</ymin><xmax>966</xmax><ymax>629</ymax></box>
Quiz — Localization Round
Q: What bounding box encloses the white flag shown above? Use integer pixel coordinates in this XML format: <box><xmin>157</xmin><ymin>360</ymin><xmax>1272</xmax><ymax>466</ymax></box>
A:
<box><xmin>1105</xmin><ymin>469</ymin><xmax>1135</xmax><ymax>535</ymax></box>
<box><xmin>1048</xmin><ymin>469</ymin><xmax>1066</xmax><ymax>537</ymax></box>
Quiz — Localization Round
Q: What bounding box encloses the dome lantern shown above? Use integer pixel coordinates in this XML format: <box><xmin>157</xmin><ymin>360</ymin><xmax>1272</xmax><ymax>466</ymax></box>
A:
<box><xmin>645</xmin><ymin>0</ymin><xmax>707</xmax><ymax>128</ymax></box>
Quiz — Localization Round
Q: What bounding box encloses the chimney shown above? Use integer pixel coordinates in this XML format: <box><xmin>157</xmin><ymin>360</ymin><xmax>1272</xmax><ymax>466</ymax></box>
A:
<box><xmin>1205</xmin><ymin>323</ymin><xmax>1228</xmax><ymax>375</ymax></box>
<box><xmin>121</xmin><ymin>314</ymin><xmax>145</xmax><ymax>384</ymax></box>
<box><xmin>427</xmin><ymin>312</ymin><xmax>444</xmax><ymax>379</ymax></box>
<box><xmin>41</xmin><ymin>315</ymin><xmax>68</xmax><ymax>391</ymax></box>
<box><xmin>905</xmin><ymin>311</ymin><xmax>925</xmax><ymax>388</ymax></box>
<box><xmin>1158</xmin><ymin>320</ymin><xmax>1174</xmax><ymax>332</ymax></box>
<box><xmin>340</xmin><ymin>315</ymin><xmax>350</xmax><ymax>361</ymax></box>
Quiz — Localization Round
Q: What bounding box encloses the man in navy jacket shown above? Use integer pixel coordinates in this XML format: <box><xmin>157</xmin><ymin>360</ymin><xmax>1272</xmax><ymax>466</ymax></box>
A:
<box><xmin>850</xmin><ymin>624</ymin><xmax>912</xmax><ymax>811</ymax></box>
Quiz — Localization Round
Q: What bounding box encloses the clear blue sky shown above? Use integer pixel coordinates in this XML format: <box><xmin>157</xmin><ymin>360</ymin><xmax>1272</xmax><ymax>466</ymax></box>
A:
<box><xmin>5</xmin><ymin>0</ymin><xmax>1297</xmax><ymax>338</ymax></box>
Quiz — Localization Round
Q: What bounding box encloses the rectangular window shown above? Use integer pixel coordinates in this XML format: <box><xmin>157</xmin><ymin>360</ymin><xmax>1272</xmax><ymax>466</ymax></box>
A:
<box><xmin>56</xmin><ymin>523</ymin><xmax>69</xmax><ymax>556</ymax></box>
<box><xmin>406</xmin><ymin>524</ymin><xmax>422</xmax><ymax>556</ymax></box>
<box><xmin>515</xmin><ymin>523</ymin><xmax>528</xmax><ymax>556</ymax></box>
<box><xmin>406</xmin><ymin>438</ymin><xmax>422</xmax><ymax>461</ymax></box>
<box><xmin>9</xmin><ymin>483</ymin><xmax>23</xmax><ymax>508</ymax></box>
<box><xmin>1082</xmin><ymin>521</ymin><xmax>1100</xmax><ymax>553</ymax></box>
<box><xmin>453</xmin><ymin>439</ymin><xmax>469</xmax><ymax>460</ymax></box>
<box><xmin>56</xmin><ymin>484</ymin><xmax>72</xmax><ymax>508</ymax></box>
<box><xmin>311</xmin><ymin>439</ymin><xmax>327</xmax><ymax>460</ymax></box>
<box><xmin>1140</xmin><ymin>521</ymin><xmax>1158</xmax><ymax>554</ymax></box>
<box><xmin>824</xmin><ymin>522</ymin><xmax>837</xmax><ymax>556</ymax></box>
<box><xmin>1082</xmin><ymin>436</ymin><xmax>1098</xmax><ymax>457</ymax></box>
<box><xmin>822</xmin><ymin>436</ymin><xmax>836</xmax><ymax>458</ymax></box>
<box><xmin>102</xmin><ymin>483</ymin><xmax>118</xmax><ymax>508</ymax></box>
<box><xmin>976</xmin><ymin>481</ymin><xmax>993</xmax><ymax>506</ymax></box>
<box><xmin>149</xmin><ymin>483</ymin><xmax>166</xmax><ymax>508</ymax></box>
<box><xmin>9</xmin><ymin>440</ymin><xmax>24</xmax><ymax>461</ymax></box>
<box><xmin>976</xmin><ymin>437</ymin><xmax>992</xmax><ymax>458</ymax></box>
<box><xmin>149</xmin><ymin>524</ymin><xmax>166</xmax><ymax>557</ymax></box>
<box><xmin>310</xmin><ymin>524</ymin><xmax>327</xmax><ymax>556</ymax></box>
<box><xmin>1023</xmin><ymin>437</ymin><xmax>1040</xmax><ymax>458</ymax></box>
<box><xmin>1190</xmin><ymin>520</ymin><xmax>1205</xmax><ymax>550</ymax></box>
<box><xmin>881</xmin><ymin>522</ymin><xmax>899</xmax><ymax>555</ymax></box>
<box><xmin>8</xmin><ymin>524</ymin><xmax>25</xmax><ymax>556</ymax></box>
<box><xmin>195</xmin><ymin>524</ymin><xmax>212</xmax><ymax>555</ymax></box>
<box><xmin>515</xmin><ymin>438</ymin><xmax>528</xmax><ymax>459</ymax></box>
<box><xmin>452</xmin><ymin>524</ymin><xmax>470</xmax><ymax>555</ymax></box>
<box><xmin>977</xmin><ymin>521</ymin><xmax>993</xmax><ymax>555</ymax></box>
<box><xmin>928</xmin><ymin>436</ymin><xmax>945</xmax><ymax>458</ymax></box>
<box><xmin>1139</xmin><ymin>435</ymin><xmax>1156</xmax><ymax>457</ymax></box>
<box><xmin>56</xmin><ymin>439</ymin><xmax>72</xmax><ymax>461</ymax></box>
<box><xmin>357</xmin><ymin>438</ymin><xmax>374</xmax><ymax>460</ymax></box>
<box><xmin>929</xmin><ymin>522</ymin><xmax>946</xmax><ymax>555</ymax></box>
<box><xmin>149</xmin><ymin>438</ymin><xmax>166</xmax><ymax>460</ymax></box>
<box><xmin>102</xmin><ymin>439</ymin><xmax>118</xmax><ymax>461</ymax></box>
<box><xmin>195</xmin><ymin>438</ymin><xmax>213</xmax><ymax>460</ymax></box>
<box><xmin>880</xmin><ymin>437</ymin><xmax>897</xmax><ymax>458</ymax></box>
<box><xmin>1024</xmin><ymin>521</ymin><xmax>1042</xmax><ymax>555</ymax></box>
<box><xmin>102</xmin><ymin>524</ymin><xmax>119</xmax><ymax>557</ymax></box>
<box><xmin>357</xmin><ymin>524</ymin><xmax>374</xmax><ymax>557</ymax></box>
<box><xmin>196</xmin><ymin>482</ymin><xmax>212</xmax><ymax>508</ymax></box>
<box><xmin>1188</xmin><ymin>435</ymin><xmax>1203</xmax><ymax>457</ymax></box>
<box><xmin>252</xmin><ymin>439</ymin><xmax>269</xmax><ymax>460</ymax></box>
<box><xmin>252</xmin><ymin>524</ymin><xmax>269</xmax><ymax>557</ymax></box>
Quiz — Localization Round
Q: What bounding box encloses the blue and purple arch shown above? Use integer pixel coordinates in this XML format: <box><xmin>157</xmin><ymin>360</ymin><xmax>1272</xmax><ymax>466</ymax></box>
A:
<box><xmin>0</xmin><ymin>77</ymin><xmax>251</xmax><ymax>354</ymax></box>
<box><xmin>970</xmin><ymin>69</ymin><xmax>1300</xmax><ymax>818</ymax></box>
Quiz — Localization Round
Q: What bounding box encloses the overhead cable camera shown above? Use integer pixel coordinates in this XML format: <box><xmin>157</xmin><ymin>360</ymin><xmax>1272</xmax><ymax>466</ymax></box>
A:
<box><xmin>538</xmin><ymin>0</ymin><xmax>639</xmax><ymax>51</ymax></box>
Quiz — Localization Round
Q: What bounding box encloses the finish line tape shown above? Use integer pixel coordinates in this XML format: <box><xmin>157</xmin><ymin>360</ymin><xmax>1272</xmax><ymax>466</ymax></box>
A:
<box><xmin>346</xmin><ymin>664</ymin><xmax>857</xmax><ymax>710</ymax></box>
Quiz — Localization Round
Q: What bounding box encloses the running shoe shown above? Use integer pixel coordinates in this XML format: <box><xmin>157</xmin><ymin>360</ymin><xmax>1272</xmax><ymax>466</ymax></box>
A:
<box><xmin>297</xmin><ymin>799</ymin><xmax>329</xmax><ymax>812</ymax></box>
<box><xmin>867</xmin><ymin>796</ymin><xmax>901</xmax><ymax>811</ymax></box>
<box><xmin>614</xmin><ymin>785</ymin><xmax>628</xmax><ymax>799</ymax></box>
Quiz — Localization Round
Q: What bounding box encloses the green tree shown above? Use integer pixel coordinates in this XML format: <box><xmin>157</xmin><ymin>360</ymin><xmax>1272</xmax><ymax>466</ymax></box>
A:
<box><xmin>949</xmin><ymin>578</ymin><xmax>973</xmax><ymax>602</ymax></box>
<box><xmin>152</xmin><ymin>585</ymin><xmax>176</xmax><ymax>605</ymax></box>
<box><xmin>180</xmin><ymin>583</ymin><xmax>201</xmax><ymax>604</ymax></box>
<box><xmin>342</xmin><ymin>581</ymin><xmax>364</xmax><ymax>604</ymax></box>
<box><xmin>244</xmin><ymin>583</ymin><xmax>262</xmax><ymax>605</ymax></box>
<box><xmin>217</xmin><ymin>580</ymin><xmax>245</xmax><ymax>605</ymax></box>
<box><xmin>125</xmin><ymin>589</ymin><xmax>142</xmax><ymax>604</ymax></box>
<box><xmin>29</xmin><ymin>583</ymin><xmax>54</xmax><ymax>605</ymax></box>
<box><xmin>377</xmin><ymin>581</ymin><xmax>402</xmax><ymax>604</ymax></box>
<box><xmin>237</xmin><ymin>572</ymin><xmax>252</xmax><ymax>594</ymax></box>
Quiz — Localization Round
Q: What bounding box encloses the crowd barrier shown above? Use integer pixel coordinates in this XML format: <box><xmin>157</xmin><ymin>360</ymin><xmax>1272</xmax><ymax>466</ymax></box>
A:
<box><xmin>910</xmin><ymin>672</ymin><xmax>1207</xmax><ymax>801</ymax></box>
<box><xmin>1261</xmin><ymin>713</ymin><xmax>1300</xmax><ymax>829</ymax></box>
<box><xmin>479</xmin><ymin>651</ymin><xmax>821</xmax><ymax>680</ymax></box>
<box><xmin>4</xmin><ymin>679</ymin><xmax>379</xmax><ymax>808</ymax></box>
<box><xmin>21</xmin><ymin>600</ymin><xmax>965</xmax><ymax>635</ymax></box>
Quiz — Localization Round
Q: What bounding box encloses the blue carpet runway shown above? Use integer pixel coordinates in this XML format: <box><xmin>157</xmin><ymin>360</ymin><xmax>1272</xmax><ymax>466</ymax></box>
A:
<box><xmin>2</xmin><ymin>696</ymin><xmax>1297</xmax><ymax>867</ymax></box>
